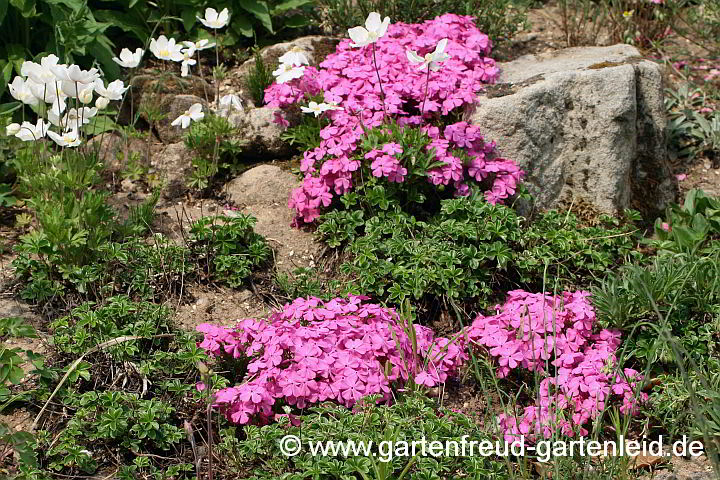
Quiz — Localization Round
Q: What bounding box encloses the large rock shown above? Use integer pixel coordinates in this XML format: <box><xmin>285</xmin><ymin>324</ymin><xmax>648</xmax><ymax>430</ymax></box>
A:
<box><xmin>150</xmin><ymin>142</ymin><xmax>193</xmax><ymax>198</ymax></box>
<box><xmin>157</xmin><ymin>95</ymin><xmax>209</xmax><ymax>143</ymax></box>
<box><xmin>467</xmin><ymin>44</ymin><xmax>674</xmax><ymax>215</ymax></box>
<box><xmin>228</xmin><ymin>107</ymin><xmax>293</xmax><ymax>158</ymax></box>
<box><xmin>224</xmin><ymin>165</ymin><xmax>321</xmax><ymax>273</ymax></box>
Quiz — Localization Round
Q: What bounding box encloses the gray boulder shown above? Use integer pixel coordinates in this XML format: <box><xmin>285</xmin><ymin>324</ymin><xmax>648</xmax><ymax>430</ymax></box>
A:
<box><xmin>466</xmin><ymin>44</ymin><xmax>674</xmax><ymax>215</ymax></box>
<box><xmin>228</xmin><ymin>107</ymin><xmax>293</xmax><ymax>158</ymax></box>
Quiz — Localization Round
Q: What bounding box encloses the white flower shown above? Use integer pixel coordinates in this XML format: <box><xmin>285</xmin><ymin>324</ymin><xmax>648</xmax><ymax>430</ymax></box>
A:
<box><xmin>6</xmin><ymin>123</ymin><xmax>21</xmax><ymax>136</ymax></box>
<box><xmin>49</xmin><ymin>107</ymin><xmax>97</xmax><ymax>129</ymax></box>
<box><xmin>171</xmin><ymin>103</ymin><xmax>204</xmax><ymax>129</ymax></box>
<box><xmin>180</xmin><ymin>48</ymin><xmax>197</xmax><ymax>77</ymax></box>
<box><xmin>197</xmin><ymin>8</ymin><xmax>230</xmax><ymax>29</ymax></box>
<box><xmin>94</xmin><ymin>79</ymin><xmax>127</xmax><ymax>100</ymax></box>
<box><xmin>15</xmin><ymin>119</ymin><xmax>49</xmax><ymax>142</ymax></box>
<box><xmin>8</xmin><ymin>77</ymin><xmax>39</xmax><ymax>106</ymax></box>
<box><xmin>52</xmin><ymin>64</ymin><xmax>100</xmax><ymax>84</ymax></box>
<box><xmin>112</xmin><ymin>48</ymin><xmax>144</xmax><ymax>68</ymax></box>
<box><xmin>278</xmin><ymin>47</ymin><xmax>310</xmax><ymax>67</ymax></box>
<box><xmin>47</xmin><ymin>128</ymin><xmax>82</xmax><ymax>147</ymax></box>
<box><xmin>28</xmin><ymin>79</ymin><xmax>65</xmax><ymax>104</ymax></box>
<box><xmin>348</xmin><ymin>12</ymin><xmax>390</xmax><ymax>48</ymax></box>
<box><xmin>406</xmin><ymin>38</ymin><xmax>451</xmax><ymax>71</ymax></box>
<box><xmin>183</xmin><ymin>39</ymin><xmax>216</xmax><ymax>50</ymax></box>
<box><xmin>150</xmin><ymin>36</ymin><xmax>185</xmax><ymax>62</ymax></box>
<box><xmin>218</xmin><ymin>94</ymin><xmax>242</xmax><ymax>116</ymax></box>
<box><xmin>21</xmin><ymin>55</ymin><xmax>61</xmax><ymax>84</ymax></box>
<box><xmin>300</xmin><ymin>101</ymin><xmax>342</xmax><ymax>117</ymax></box>
<box><xmin>272</xmin><ymin>63</ymin><xmax>305</xmax><ymax>84</ymax></box>
<box><xmin>96</xmin><ymin>96</ymin><xmax>110</xmax><ymax>110</ymax></box>
<box><xmin>219</xmin><ymin>94</ymin><xmax>242</xmax><ymax>109</ymax></box>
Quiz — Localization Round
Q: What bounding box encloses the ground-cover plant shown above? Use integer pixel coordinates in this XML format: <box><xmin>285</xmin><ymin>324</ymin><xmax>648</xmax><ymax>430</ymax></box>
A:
<box><xmin>188</xmin><ymin>214</ymin><xmax>272</xmax><ymax>288</ymax></box>
<box><xmin>196</xmin><ymin>295</ymin><xmax>468</xmax><ymax>425</ymax></box>
<box><xmin>184</xmin><ymin>112</ymin><xmax>246</xmax><ymax>190</ymax></box>
<box><xmin>0</xmin><ymin>317</ymin><xmax>44</xmax><ymax>470</ymax></box>
<box><xmin>16</xmin><ymin>295</ymin><xmax>219</xmax><ymax>477</ymax></box>
<box><xmin>465</xmin><ymin>290</ymin><xmax>647</xmax><ymax>443</ymax></box>
<box><xmin>217</xmin><ymin>393</ymin><xmax>511</xmax><ymax>480</ymax></box>
<box><xmin>264</xmin><ymin>14</ymin><xmax>516</xmax><ymax>225</ymax></box>
<box><xmin>665</xmin><ymin>83</ymin><xmax>720</xmax><ymax>161</ymax></box>
<box><xmin>327</xmin><ymin>192</ymin><xmax>639</xmax><ymax>306</ymax></box>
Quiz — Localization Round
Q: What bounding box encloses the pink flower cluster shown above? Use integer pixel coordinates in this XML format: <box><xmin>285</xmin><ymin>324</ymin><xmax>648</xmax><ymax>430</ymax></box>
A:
<box><xmin>196</xmin><ymin>295</ymin><xmax>467</xmax><ymax>425</ymax></box>
<box><xmin>366</xmin><ymin>142</ymin><xmax>407</xmax><ymax>182</ymax></box>
<box><xmin>465</xmin><ymin>290</ymin><xmax>647</xmax><ymax>443</ymax></box>
<box><xmin>264</xmin><ymin>14</ymin><xmax>523</xmax><ymax>224</ymax></box>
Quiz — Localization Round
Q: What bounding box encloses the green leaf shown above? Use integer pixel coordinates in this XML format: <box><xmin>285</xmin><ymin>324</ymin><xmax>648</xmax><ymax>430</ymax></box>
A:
<box><xmin>281</xmin><ymin>13</ymin><xmax>310</xmax><ymax>28</ymax></box>
<box><xmin>9</xmin><ymin>0</ymin><xmax>35</xmax><ymax>17</ymax></box>
<box><xmin>0</xmin><ymin>0</ymin><xmax>9</xmax><ymax>25</ymax></box>
<box><xmin>230</xmin><ymin>13</ymin><xmax>254</xmax><ymax>37</ymax></box>
<box><xmin>237</xmin><ymin>0</ymin><xmax>273</xmax><ymax>33</ymax></box>
<box><xmin>94</xmin><ymin>10</ymin><xmax>150</xmax><ymax>42</ymax></box>
<box><xmin>270</xmin><ymin>0</ymin><xmax>312</xmax><ymax>14</ymax></box>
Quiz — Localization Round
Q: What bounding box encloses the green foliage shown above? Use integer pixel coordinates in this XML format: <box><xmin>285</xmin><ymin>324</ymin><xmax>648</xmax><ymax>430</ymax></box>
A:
<box><xmin>0</xmin><ymin>316</ymin><xmax>41</xmax><ymax>468</ymax></box>
<box><xmin>317</xmin><ymin>0</ymin><xmax>529</xmax><ymax>43</ymax></box>
<box><xmin>184</xmin><ymin>113</ymin><xmax>246</xmax><ymax>190</ymax></box>
<box><xmin>217</xmin><ymin>393</ymin><xmax>510</xmax><ymax>480</ymax></box>
<box><xmin>188</xmin><ymin>214</ymin><xmax>272</xmax><ymax>288</ymax></box>
<box><xmin>652</xmin><ymin>188</ymin><xmax>720</xmax><ymax>255</ymax></box>
<box><xmin>325</xmin><ymin>192</ymin><xmax>639</xmax><ymax>306</ymax></box>
<box><xmin>647</xmin><ymin>357</ymin><xmax>720</xmax><ymax>441</ymax></box>
<box><xmin>274</xmin><ymin>266</ymin><xmax>335</xmax><ymax>300</ymax></box>
<box><xmin>666</xmin><ymin>84</ymin><xmax>720</xmax><ymax>160</ymax></box>
<box><xmin>246</xmin><ymin>47</ymin><xmax>274</xmax><ymax>107</ymax></box>
<box><xmin>28</xmin><ymin>296</ymin><xmax>218</xmax><ymax>476</ymax></box>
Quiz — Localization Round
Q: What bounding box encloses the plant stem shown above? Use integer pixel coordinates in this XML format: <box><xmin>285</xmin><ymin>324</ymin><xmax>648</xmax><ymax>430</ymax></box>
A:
<box><xmin>371</xmin><ymin>42</ymin><xmax>387</xmax><ymax>119</ymax></box>
<box><xmin>421</xmin><ymin>67</ymin><xmax>430</xmax><ymax>117</ymax></box>
<box><xmin>197</xmin><ymin>50</ymin><xmax>210</xmax><ymax>104</ymax></box>
<box><xmin>214</xmin><ymin>29</ymin><xmax>220</xmax><ymax>105</ymax></box>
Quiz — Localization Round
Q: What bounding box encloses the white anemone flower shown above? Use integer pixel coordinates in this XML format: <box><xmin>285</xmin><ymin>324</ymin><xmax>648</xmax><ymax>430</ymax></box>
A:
<box><xmin>112</xmin><ymin>48</ymin><xmax>144</xmax><ymax>68</ymax></box>
<box><xmin>52</xmin><ymin>64</ymin><xmax>100</xmax><ymax>84</ymax></box>
<box><xmin>272</xmin><ymin>63</ymin><xmax>305</xmax><ymax>84</ymax></box>
<box><xmin>348</xmin><ymin>12</ymin><xmax>390</xmax><ymax>48</ymax></box>
<box><xmin>6</xmin><ymin>123</ymin><xmax>21</xmax><ymax>136</ymax></box>
<box><xmin>94</xmin><ymin>79</ymin><xmax>127</xmax><ymax>100</ymax></box>
<box><xmin>150</xmin><ymin>36</ymin><xmax>185</xmax><ymax>62</ymax></box>
<box><xmin>197</xmin><ymin>8</ymin><xmax>230</xmax><ymax>29</ymax></box>
<box><xmin>278</xmin><ymin>47</ymin><xmax>310</xmax><ymax>67</ymax></box>
<box><xmin>300</xmin><ymin>101</ymin><xmax>342</xmax><ymax>117</ymax></box>
<box><xmin>183</xmin><ymin>39</ymin><xmax>216</xmax><ymax>50</ymax></box>
<box><xmin>406</xmin><ymin>39</ymin><xmax>451</xmax><ymax>71</ymax></box>
<box><xmin>29</xmin><ymin>80</ymin><xmax>65</xmax><ymax>104</ymax></box>
<box><xmin>8</xmin><ymin>77</ymin><xmax>40</xmax><ymax>106</ymax></box>
<box><xmin>217</xmin><ymin>94</ymin><xmax>242</xmax><ymax>117</ymax></box>
<box><xmin>47</xmin><ymin>128</ymin><xmax>82</xmax><ymax>147</ymax></box>
<box><xmin>15</xmin><ymin>119</ymin><xmax>49</xmax><ymax>142</ymax></box>
<box><xmin>50</xmin><ymin>107</ymin><xmax>97</xmax><ymax>129</ymax></box>
<box><xmin>171</xmin><ymin>103</ymin><xmax>204</xmax><ymax>129</ymax></box>
<box><xmin>219</xmin><ymin>94</ymin><xmax>242</xmax><ymax>111</ymax></box>
<box><xmin>180</xmin><ymin>48</ymin><xmax>197</xmax><ymax>77</ymax></box>
<box><xmin>21</xmin><ymin>55</ymin><xmax>62</xmax><ymax>84</ymax></box>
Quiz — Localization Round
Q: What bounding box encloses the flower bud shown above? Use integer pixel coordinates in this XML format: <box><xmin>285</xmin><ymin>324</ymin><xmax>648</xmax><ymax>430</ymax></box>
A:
<box><xmin>78</xmin><ymin>87</ymin><xmax>94</xmax><ymax>104</ymax></box>
<box><xmin>95</xmin><ymin>96</ymin><xmax>110</xmax><ymax>110</ymax></box>
<box><xmin>6</xmin><ymin>123</ymin><xmax>21</xmax><ymax>136</ymax></box>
